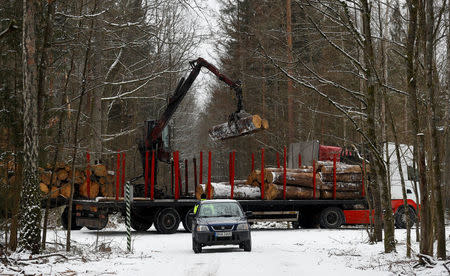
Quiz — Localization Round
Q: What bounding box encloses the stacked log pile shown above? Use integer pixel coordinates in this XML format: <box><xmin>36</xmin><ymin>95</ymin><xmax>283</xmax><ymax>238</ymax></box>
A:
<box><xmin>38</xmin><ymin>163</ymin><xmax>118</xmax><ymax>199</ymax></box>
<box><xmin>196</xmin><ymin>162</ymin><xmax>365</xmax><ymax>200</ymax></box>
<box><xmin>0</xmin><ymin>161</ymin><xmax>118</xmax><ymax>200</ymax></box>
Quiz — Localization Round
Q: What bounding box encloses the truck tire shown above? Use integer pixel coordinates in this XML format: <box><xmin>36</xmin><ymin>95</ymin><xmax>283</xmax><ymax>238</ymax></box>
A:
<box><xmin>319</xmin><ymin>207</ymin><xmax>344</xmax><ymax>229</ymax></box>
<box><xmin>243</xmin><ymin>239</ymin><xmax>251</xmax><ymax>252</ymax></box>
<box><xmin>61</xmin><ymin>207</ymin><xmax>83</xmax><ymax>230</ymax></box>
<box><xmin>130</xmin><ymin>213</ymin><xmax>153</xmax><ymax>232</ymax></box>
<box><xmin>155</xmin><ymin>208</ymin><xmax>180</xmax><ymax>234</ymax></box>
<box><xmin>193</xmin><ymin>238</ymin><xmax>202</xmax><ymax>253</ymax></box>
<box><xmin>86</xmin><ymin>215</ymin><xmax>108</xmax><ymax>231</ymax></box>
<box><xmin>394</xmin><ymin>206</ymin><xmax>416</xmax><ymax>229</ymax></box>
<box><xmin>182</xmin><ymin>208</ymin><xmax>194</xmax><ymax>233</ymax></box>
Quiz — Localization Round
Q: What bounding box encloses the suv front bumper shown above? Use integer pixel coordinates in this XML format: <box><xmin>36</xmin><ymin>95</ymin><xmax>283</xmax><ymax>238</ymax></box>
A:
<box><xmin>194</xmin><ymin>230</ymin><xmax>250</xmax><ymax>246</ymax></box>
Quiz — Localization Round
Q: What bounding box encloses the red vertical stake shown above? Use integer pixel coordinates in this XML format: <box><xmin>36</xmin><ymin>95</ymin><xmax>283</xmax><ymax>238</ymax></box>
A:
<box><xmin>174</xmin><ymin>151</ymin><xmax>180</xmax><ymax>200</ymax></box>
<box><xmin>261</xmin><ymin>148</ymin><xmax>265</xmax><ymax>200</ymax></box>
<box><xmin>145</xmin><ymin>151</ymin><xmax>149</xmax><ymax>197</ymax></box>
<box><xmin>151</xmin><ymin>150</ymin><xmax>155</xmax><ymax>200</ymax></box>
<box><xmin>86</xmin><ymin>152</ymin><xmax>91</xmax><ymax>199</ymax></box>
<box><xmin>193</xmin><ymin>158</ymin><xmax>198</xmax><ymax>193</ymax></box>
<box><xmin>121</xmin><ymin>152</ymin><xmax>125</xmax><ymax>197</ymax></box>
<box><xmin>298</xmin><ymin>154</ymin><xmax>302</xmax><ymax>168</ymax></box>
<box><xmin>276</xmin><ymin>152</ymin><xmax>280</xmax><ymax>168</ymax></box>
<box><xmin>207</xmin><ymin>151</ymin><xmax>212</xmax><ymax>199</ymax></box>
<box><xmin>171</xmin><ymin>161</ymin><xmax>174</xmax><ymax>194</ymax></box>
<box><xmin>313</xmin><ymin>160</ymin><xmax>316</xmax><ymax>199</ymax></box>
<box><xmin>116</xmin><ymin>151</ymin><xmax>120</xmax><ymax>200</ymax></box>
<box><xmin>333</xmin><ymin>154</ymin><xmax>337</xmax><ymax>199</ymax></box>
<box><xmin>199</xmin><ymin>151</ymin><xmax>203</xmax><ymax>185</ymax></box>
<box><xmin>251</xmin><ymin>153</ymin><xmax>255</xmax><ymax>171</ymax></box>
<box><xmin>184</xmin><ymin>159</ymin><xmax>188</xmax><ymax>196</ymax></box>
<box><xmin>231</xmin><ymin>151</ymin><xmax>235</xmax><ymax>199</ymax></box>
<box><xmin>283</xmin><ymin>147</ymin><xmax>287</xmax><ymax>200</ymax></box>
<box><xmin>362</xmin><ymin>159</ymin><xmax>365</xmax><ymax>197</ymax></box>
<box><xmin>229</xmin><ymin>152</ymin><xmax>232</xmax><ymax>185</ymax></box>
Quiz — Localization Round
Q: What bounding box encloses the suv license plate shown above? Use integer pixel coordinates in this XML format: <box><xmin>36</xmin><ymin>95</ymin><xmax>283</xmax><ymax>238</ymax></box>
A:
<box><xmin>216</xmin><ymin>231</ymin><xmax>232</xmax><ymax>237</ymax></box>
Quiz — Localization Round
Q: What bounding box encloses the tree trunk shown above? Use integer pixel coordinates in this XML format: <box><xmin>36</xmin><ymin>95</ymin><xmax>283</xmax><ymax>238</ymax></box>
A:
<box><xmin>66</xmin><ymin>0</ymin><xmax>97</xmax><ymax>252</ymax></box>
<box><xmin>361</xmin><ymin>0</ymin><xmax>391</xmax><ymax>248</ymax></box>
<box><xmin>19</xmin><ymin>0</ymin><xmax>41</xmax><ymax>254</ymax></box>
<box><xmin>425</xmin><ymin>0</ymin><xmax>446</xmax><ymax>259</ymax></box>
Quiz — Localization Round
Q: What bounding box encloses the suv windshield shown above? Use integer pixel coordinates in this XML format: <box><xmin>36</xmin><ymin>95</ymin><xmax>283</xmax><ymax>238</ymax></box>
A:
<box><xmin>198</xmin><ymin>202</ymin><xmax>244</xmax><ymax>218</ymax></box>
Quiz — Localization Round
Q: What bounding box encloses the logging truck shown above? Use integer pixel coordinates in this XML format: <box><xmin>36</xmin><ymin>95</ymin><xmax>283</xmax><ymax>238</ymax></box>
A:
<box><xmin>59</xmin><ymin>58</ymin><xmax>418</xmax><ymax>233</ymax></box>
<box><xmin>66</xmin><ymin>141</ymin><xmax>418</xmax><ymax>233</ymax></box>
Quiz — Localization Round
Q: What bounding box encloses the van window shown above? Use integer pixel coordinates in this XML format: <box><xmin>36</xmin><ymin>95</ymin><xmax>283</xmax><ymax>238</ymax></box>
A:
<box><xmin>407</xmin><ymin>165</ymin><xmax>419</xmax><ymax>181</ymax></box>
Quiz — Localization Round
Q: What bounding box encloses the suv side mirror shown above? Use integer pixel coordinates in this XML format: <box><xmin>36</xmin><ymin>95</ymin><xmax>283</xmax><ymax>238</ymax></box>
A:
<box><xmin>245</xmin><ymin>211</ymin><xmax>253</xmax><ymax>217</ymax></box>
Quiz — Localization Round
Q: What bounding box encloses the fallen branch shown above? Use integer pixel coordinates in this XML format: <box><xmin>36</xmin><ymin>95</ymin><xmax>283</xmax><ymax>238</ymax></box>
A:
<box><xmin>17</xmin><ymin>253</ymin><xmax>68</xmax><ymax>261</ymax></box>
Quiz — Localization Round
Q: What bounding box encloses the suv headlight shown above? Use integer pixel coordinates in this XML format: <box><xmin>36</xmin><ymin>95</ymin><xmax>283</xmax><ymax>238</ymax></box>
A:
<box><xmin>236</xmin><ymin>223</ymin><xmax>249</xmax><ymax>231</ymax></box>
<box><xmin>196</xmin><ymin>225</ymin><xmax>209</xmax><ymax>232</ymax></box>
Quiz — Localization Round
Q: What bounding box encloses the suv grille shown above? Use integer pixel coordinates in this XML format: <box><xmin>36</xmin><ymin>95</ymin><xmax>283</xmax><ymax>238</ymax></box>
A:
<box><xmin>211</xmin><ymin>225</ymin><xmax>234</xmax><ymax>231</ymax></box>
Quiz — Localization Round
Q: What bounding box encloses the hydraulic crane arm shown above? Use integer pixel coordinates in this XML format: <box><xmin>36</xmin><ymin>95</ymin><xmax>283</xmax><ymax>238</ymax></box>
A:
<box><xmin>146</xmin><ymin>57</ymin><xmax>243</xmax><ymax>147</ymax></box>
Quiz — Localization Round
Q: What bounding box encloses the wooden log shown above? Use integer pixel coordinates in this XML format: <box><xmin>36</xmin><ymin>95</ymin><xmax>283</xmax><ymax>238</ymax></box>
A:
<box><xmin>208</xmin><ymin>114</ymin><xmax>264</xmax><ymax>140</ymax></box>
<box><xmin>261</xmin><ymin>119</ymin><xmax>269</xmax><ymax>129</ymax></box>
<box><xmin>319</xmin><ymin>161</ymin><xmax>362</xmax><ymax>174</ymax></box>
<box><xmin>74</xmin><ymin>170</ymin><xmax>85</xmax><ymax>184</ymax></box>
<box><xmin>57</xmin><ymin>169</ymin><xmax>68</xmax><ymax>181</ymax></box>
<box><xmin>270</xmin><ymin>171</ymin><xmax>323</xmax><ymax>189</ymax></box>
<box><xmin>100</xmin><ymin>181</ymin><xmax>115</xmax><ymax>197</ymax></box>
<box><xmin>320</xmin><ymin>172</ymin><xmax>362</xmax><ymax>182</ymax></box>
<box><xmin>265</xmin><ymin>184</ymin><xmax>314</xmax><ymax>200</ymax></box>
<box><xmin>79</xmin><ymin>180</ymin><xmax>99</xmax><ymax>199</ymax></box>
<box><xmin>320</xmin><ymin>190</ymin><xmax>362</xmax><ymax>199</ymax></box>
<box><xmin>320</xmin><ymin>182</ymin><xmax>361</xmax><ymax>192</ymax></box>
<box><xmin>39</xmin><ymin>183</ymin><xmax>49</xmax><ymax>194</ymax></box>
<box><xmin>40</xmin><ymin>172</ymin><xmax>51</xmax><ymax>185</ymax></box>
<box><xmin>198</xmin><ymin>182</ymin><xmax>260</xmax><ymax>199</ymax></box>
<box><xmin>93</xmin><ymin>164</ymin><xmax>107</xmax><ymax>177</ymax></box>
<box><xmin>55</xmin><ymin>161</ymin><xmax>66</xmax><ymax>170</ymax></box>
<box><xmin>60</xmin><ymin>182</ymin><xmax>71</xmax><ymax>198</ymax></box>
<box><xmin>195</xmin><ymin>184</ymin><xmax>204</xmax><ymax>200</ymax></box>
<box><xmin>49</xmin><ymin>186</ymin><xmax>59</xmax><ymax>198</ymax></box>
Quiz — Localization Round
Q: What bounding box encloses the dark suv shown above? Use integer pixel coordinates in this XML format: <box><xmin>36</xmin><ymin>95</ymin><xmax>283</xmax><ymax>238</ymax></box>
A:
<box><xmin>191</xmin><ymin>199</ymin><xmax>252</xmax><ymax>253</ymax></box>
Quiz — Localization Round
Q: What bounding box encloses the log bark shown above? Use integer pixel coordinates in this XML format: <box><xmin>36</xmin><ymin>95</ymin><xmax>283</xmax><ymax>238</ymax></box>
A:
<box><xmin>320</xmin><ymin>172</ymin><xmax>362</xmax><ymax>182</ymax></box>
<box><xmin>320</xmin><ymin>190</ymin><xmax>362</xmax><ymax>199</ymax></box>
<box><xmin>265</xmin><ymin>184</ymin><xmax>314</xmax><ymax>200</ymax></box>
<box><xmin>320</xmin><ymin>164</ymin><xmax>362</xmax><ymax>174</ymax></box>
<box><xmin>271</xmin><ymin>171</ymin><xmax>323</xmax><ymax>189</ymax></box>
<box><xmin>209</xmin><ymin>114</ymin><xmax>264</xmax><ymax>140</ymax></box>
<box><xmin>321</xmin><ymin>182</ymin><xmax>362</xmax><ymax>192</ymax></box>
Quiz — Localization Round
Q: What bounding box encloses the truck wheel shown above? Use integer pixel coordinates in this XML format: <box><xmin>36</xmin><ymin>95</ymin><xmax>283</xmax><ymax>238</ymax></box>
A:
<box><xmin>182</xmin><ymin>208</ymin><xmax>194</xmax><ymax>233</ymax></box>
<box><xmin>243</xmin><ymin>239</ymin><xmax>251</xmax><ymax>252</ymax></box>
<box><xmin>86</xmin><ymin>215</ymin><xmax>108</xmax><ymax>231</ymax></box>
<box><xmin>394</xmin><ymin>206</ymin><xmax>416</xmax><ymax>229</ymax></box>
<box><xmin>61</xmin><ymin>207</ymin><xmax>83</xmax><ymax>230</ymax></box>
<box><xmin>319</xmin><ymin>207</ymin><xmax>344</xmax><ymax>229</ymax></box>
<box><xmin>155</xmin><ymin>208</ymin><xmax>180</xmax><ymax>234</ymax></box>
<box><xmin>130</xmin><ymin>213</ymin><xmax>153</xmax><ymax>232</ymax></box>
<box><xmin>193</xmin><ymin>238</ymin><xmax>202</xmax><ymax>253</ymax></box>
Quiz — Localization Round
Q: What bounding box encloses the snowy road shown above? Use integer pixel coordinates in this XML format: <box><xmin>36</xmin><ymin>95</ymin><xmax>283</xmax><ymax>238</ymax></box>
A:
<box><xmin>3</xmin><ymin>225</ymin><xmax>449</xmax><ymax>275</ymax></box>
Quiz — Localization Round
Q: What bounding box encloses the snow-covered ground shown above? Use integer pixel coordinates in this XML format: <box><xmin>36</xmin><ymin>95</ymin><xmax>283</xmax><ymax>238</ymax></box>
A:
<box><xmin>1</xmin><ymin>223</ymin><xmax>449</xmax><ymax>275</ymax></box>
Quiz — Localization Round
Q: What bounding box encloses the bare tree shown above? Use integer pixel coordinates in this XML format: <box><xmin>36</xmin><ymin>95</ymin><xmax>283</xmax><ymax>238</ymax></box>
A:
<box><xmin>19</xmin><ymin>0</ymin><xmax>41</xmax><ymax>254</ymax></box>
